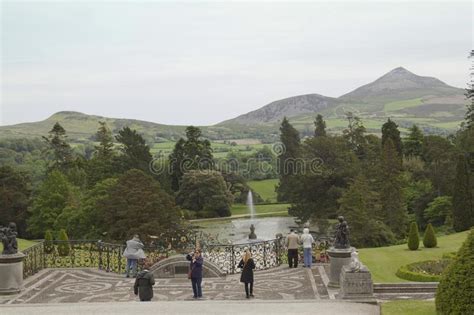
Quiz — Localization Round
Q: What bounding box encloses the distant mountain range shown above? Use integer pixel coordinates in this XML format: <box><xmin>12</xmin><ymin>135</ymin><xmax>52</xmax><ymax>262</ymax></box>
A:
<box><xmin>220</xmin><ymin>67</ymin><xmax>466</xmax><ymax>131</ymax></box>
<box><xmin>0</xmin><ymin>67</ymin><xmax>467</xmax><ymax>142</ymax></box>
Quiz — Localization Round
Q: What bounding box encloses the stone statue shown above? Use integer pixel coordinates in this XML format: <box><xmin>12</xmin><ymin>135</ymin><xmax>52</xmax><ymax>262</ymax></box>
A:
<box><xmin>334</xmin><ymin>216</ymin><xmax>350</xmax><ymax>249</ymax></box>
<box><xmin>0</xmin><ymin>222</ymin><xmax>18</xmax><ymax>255</ymax></box>
<box><xmin>248</xmin><ymin>224</ymin><xmax>257</xmax><ymax>239</ymax></box>
<box><xmin>349</xmin><ymin>250</ymin><xmax>361</xmax><ymax>272</ymax></box>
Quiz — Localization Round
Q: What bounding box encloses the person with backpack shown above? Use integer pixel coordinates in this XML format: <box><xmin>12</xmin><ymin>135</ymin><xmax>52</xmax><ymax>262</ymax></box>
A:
<box><xmin>133</xmin><ymin>261</ymin><xmax>155</xmax><ymax>302</ymax></box>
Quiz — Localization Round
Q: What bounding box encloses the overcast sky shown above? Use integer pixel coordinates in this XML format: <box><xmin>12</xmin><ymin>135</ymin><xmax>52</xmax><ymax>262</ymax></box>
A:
<box><xmin>1</xmin><ymin>1</ymin><xmax>472</xmax><ymax>126</ymax></box>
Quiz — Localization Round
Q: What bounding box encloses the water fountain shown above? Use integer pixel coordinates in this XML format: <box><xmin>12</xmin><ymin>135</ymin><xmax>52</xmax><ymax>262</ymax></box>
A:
<box><xmin>246</xmin><ymin>190</ymin><xmax>256</xmax><ymax>221</ymax></box>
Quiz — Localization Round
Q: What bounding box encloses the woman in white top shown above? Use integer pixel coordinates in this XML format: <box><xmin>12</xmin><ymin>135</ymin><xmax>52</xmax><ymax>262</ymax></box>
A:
<box><xmin>300</xmin><ymin>228</ymin><xmax>315</xmax><ymax>268</ymax></box>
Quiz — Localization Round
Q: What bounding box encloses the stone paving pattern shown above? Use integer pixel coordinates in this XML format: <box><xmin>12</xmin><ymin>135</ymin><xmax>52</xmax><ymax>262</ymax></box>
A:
<box><xmin>2</xmin><ymin>265</ymin><xmax>335</xmax><ymax>304</ymax></box>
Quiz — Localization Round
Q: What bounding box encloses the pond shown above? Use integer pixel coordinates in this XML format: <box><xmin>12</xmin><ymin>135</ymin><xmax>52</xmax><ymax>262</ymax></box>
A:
<box><xmin>195</xmin><ymin>216</ymin><xmax>322</xmax><ymax>244</ymax></box>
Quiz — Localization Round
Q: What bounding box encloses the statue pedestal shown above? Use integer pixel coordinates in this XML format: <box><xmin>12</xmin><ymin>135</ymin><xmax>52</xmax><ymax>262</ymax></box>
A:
<box><xmin>327</xmin><ymin>247</ymin><xmax>353</xmax><ymax>288</ymax></box>
<box><xmin>0</xmin><ymin>252</ymin><xmax>25</xmax><ymax>295</ymax></box>
<box><xmin>339</xmin><ymin>265</ymin><xmax>375</xmax><ymax>301</ymax></box>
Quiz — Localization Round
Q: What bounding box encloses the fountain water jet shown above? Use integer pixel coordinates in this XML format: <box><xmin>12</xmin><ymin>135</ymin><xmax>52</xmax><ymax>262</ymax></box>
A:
<box><xmin>247</xmin><ymin>190</ymin><xmax>255</xmax><ymax>221</ymax></box>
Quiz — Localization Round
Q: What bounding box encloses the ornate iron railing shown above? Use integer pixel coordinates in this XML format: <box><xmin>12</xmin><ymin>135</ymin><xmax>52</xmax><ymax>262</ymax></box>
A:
<box><xmin>22</xmin><ymin>237</ymin><xmax>286</xmax><ymax>279</ymax></box>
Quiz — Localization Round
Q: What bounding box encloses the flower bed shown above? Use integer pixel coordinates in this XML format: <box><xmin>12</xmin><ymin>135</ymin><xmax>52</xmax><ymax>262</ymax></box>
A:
<box><xmin>395</xmin><ymin>259</ymin><xmax>452</xmax><ymax>282</ymax></box>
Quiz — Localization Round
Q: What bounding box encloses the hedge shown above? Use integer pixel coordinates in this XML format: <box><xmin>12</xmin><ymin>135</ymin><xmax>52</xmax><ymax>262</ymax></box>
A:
<box><xmin>396</xmin><ymin>259</ymin><xmax>452</xmax><ymax>282</ymax></box>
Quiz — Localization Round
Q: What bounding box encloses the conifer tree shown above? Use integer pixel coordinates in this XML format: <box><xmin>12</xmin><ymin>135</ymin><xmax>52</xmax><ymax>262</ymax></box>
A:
<box><xmin>43</xmin><ymin>122</ymin><xmax>73</xmax><ymax>170</ymax></box>
<box><xmin>314</xmin><ymin>114</ymin><xmax>327</xmax><ymax>137</ymax></box>
<box><xmin>407</xmin><ymin>222</ymin><xmax>419</xmax><ymax>250</ymax></box>
<box><xmin>403</xmin><ymin>124</ymin><xmax>424</xmax><ymax>158</ymax></box>
<box><xmin>452</xmin><ymin>154</ymin><xmax>473</xmax><ymax>232</ymax></box>
<box><xmin>423</xmin><ymin>223</ymin><xmax>437</xmax><ymax>248</ymax></box>
<box><xmin>276</xmin><ymin>117</ymin><xmax>301</xmax><ymax>202</ymax></box>
<box><xmin>382</xmin><ymin>119</ymin><xmax>402</xmax><ymax>158</ymax></box>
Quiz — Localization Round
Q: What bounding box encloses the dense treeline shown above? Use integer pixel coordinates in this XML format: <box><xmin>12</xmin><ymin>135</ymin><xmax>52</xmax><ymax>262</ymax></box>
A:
<box><xmin>277</xmin><ymin>107</ymin><xmax>474</xmax><ymax>247</ymax></box>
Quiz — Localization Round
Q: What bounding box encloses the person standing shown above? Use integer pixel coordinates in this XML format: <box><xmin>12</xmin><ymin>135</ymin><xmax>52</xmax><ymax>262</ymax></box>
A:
<box><xmin>238</xmin><ymin>249</ymin><xmax>256</xmax><ymax>298</ymax></box>
<box><xmin>133</xmin><ymin>261</ymin><xmax>155</xmax><ymax>302</ymax></box>
<box><xmin>286</xmin><ymin>229</ymin><xmax>300</xmax><ymax>268</ymax></box>
<box><xmin>300</xmin><ymin>228</ymin><xmax>315</xmax><ymax>268</ymax></box>
<box><xmin>186</xmin><ymin>249</ymin><xmax>203</xmax><ymax>299</ymax></box>
<box><xmin>123</xmin><ymin>234</ymin><xmax>146</xmax><ymax>278</ymax></box>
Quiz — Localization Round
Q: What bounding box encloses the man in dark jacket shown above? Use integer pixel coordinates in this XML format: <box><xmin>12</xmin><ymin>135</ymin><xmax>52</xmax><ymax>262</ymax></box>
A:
<box><xmin>186</xmin><ymin>249</ymin><xmax>203</xmax><ymax>299</ymax></box>
<box><xmin>134</xmin><ymin>261</ymin><xmax>155</xmax><ymax>302</ymax></box>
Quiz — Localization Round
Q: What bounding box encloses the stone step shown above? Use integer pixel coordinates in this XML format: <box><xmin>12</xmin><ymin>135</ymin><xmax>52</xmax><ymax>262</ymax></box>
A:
<box><xmin>373</xmin><ymin>282</ymin><xmax>438</xmax><ymax>293</ymax></box>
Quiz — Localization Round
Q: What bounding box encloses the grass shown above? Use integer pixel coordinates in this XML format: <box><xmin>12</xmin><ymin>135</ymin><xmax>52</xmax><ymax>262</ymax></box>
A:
<box><xmin>18</xmin><ymin>238</ymin><xmax>37</xmax><ymax>250</ymax></box>
<box><xmin>381</xmin><ymin>300</ymin><xmax>435</xmax><ymax>315</ymax></box>
<box><xmin>247</xmin><ymin>179</ymin><xmax>279</xmax><ymax>202</ymax></box>
<box><xmin>230</xmin><ymin>203</ymin><xmax>290</xmax><ymax>216</ymax></box>
<box><xmin>384</xmin><ymin>98</ymin><xmax>423</xmax><ymax>112</ymax></box>
<box><xmin>359</xmin><ymin>230</ymin><xmax>469</xmax><ymax>283</ymax></box>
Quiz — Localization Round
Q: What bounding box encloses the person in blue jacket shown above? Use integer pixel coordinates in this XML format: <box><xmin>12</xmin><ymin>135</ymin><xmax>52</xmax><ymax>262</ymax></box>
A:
<box><xmin>186</xmin><ymin>249</ymin><xmax>204</xmax><ymax>299</ymax></box>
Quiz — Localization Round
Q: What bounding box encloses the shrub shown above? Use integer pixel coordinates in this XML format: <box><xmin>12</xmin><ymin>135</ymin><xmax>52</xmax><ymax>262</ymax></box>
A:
<box><xmin>396</xmin><ymin>259</ymin><xmax>452</xmax><ymax>282</ymax></box>
<box><xmin>423</xmin><ymin>223</ymin><xmax>437</xmax><ymax>248</ymax></box>
<box><xmin>407</xmin><ymin>222</ymin><xmax>420</xmax><ymax>250</ymax></box>
<box><xmin>44</xmin><ymin>230</ymin><xmax>54</xmax><ymax>254</ymax></box>
<box><xmin>57</xmin><ymin>229</ymin><xmax>70</xmax><ymax>256</ymax></box>
<box><xmin>436</xmin><ymin>229</ymin><xmax>474</xmax><ymax>315</ymax></box>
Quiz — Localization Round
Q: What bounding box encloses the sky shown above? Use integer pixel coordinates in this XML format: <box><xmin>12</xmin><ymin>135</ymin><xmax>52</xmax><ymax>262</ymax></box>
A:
<box><xmin>1</xmin><ymin>1</ymin><xmax>472</xmax><ymax>126</ymax></box>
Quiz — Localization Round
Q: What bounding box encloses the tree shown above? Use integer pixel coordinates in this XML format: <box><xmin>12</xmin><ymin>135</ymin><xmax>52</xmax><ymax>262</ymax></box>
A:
<box><xmin>42</xmin><ymin>122</ymin><xmax>73</xmax><ymax>170</ymax></box>
<box><xmin>403</xmin><ymin>125</ymin><xmax>424</xmax><ymax>158</ymax></box>
<box><xmin>314</xmin><ymin>114</ymin><xmax>327</xmax><ymax>137</ymax></box>
<box><xmin>94</xmin><ymin>121</ymin><xmax>115</xmax><ymax>160</ymax></box>
<box><xmin>436</xmin><ymin>229</ymin><xmax>474</xmax><ymax>315</ymax></box>
<box><xmin>421</xmin><ymin>135</ymin><xmax>456</xmax><ymax>196</ymax></box>
<box><xmin>463</xmin><ymin>49</ymin><xmax>474</xmax><ymax>130</ymax></box>
<box><xmin>380</xmin><ymin>138</ymin><xmax>407</xmax><ymax>238</ymax></box>
<box><xmin>44</xmin><ymin>230</ymin><xmax>54</xmax><ymax>254</ymax></box>
<box><xmin>169</xmin><ymin>126</ymin><xmax>214</xmax><ymax>191</ymax></box>
<box><xmin>423</xmin><ymin>196</ymin><xmax>452</xmax><ymax>227</ymax></box>
<box><xmin>407</xmin><ymin>222</ymin><xmax>420</xmax><ymax>250</ymax></box>
<box><xmin>452</xmin><ymin>154</ymin><xmax>473</xmax><ymax>232</ymax></box>
<box><xmin>0</xmin><ymin>166</ymin><xmax>31</xmax><ymax>236</ymax></box>
<box><xmin>99</xmin><ymin>169</ymin><xmax>181</xmax><ymax>241</ymax></box>
<box><xmin>276</xmin><ymin>117</ymin><xmax>301</xmax><ymax>202</ymax></box>
<box><xmin>342</xmin><ymin>112</ymin><xmax>367</xmax><ymax>158</ymax></box>
<box><xmin>423</xmin><ymin>223</ymin><xmax>437</xmax><ymax>248</ymax></box>
<box><xmin>115</xmin><ymin>127</ymin><xmax>152</xmax><ymax>173</ymax></box>
<box><xmin>57</xmin><ymin>229</ymin><xmax>70</xmax><ymax>256</ymax></box>
<box><xmin>176</xmin><ymin>170</ymin><xmax>233</xmax><ymax>218</ymax></box>
<box><xmin>27</xmin><ymin>170</ymin><xmax>75</xmax><ymax>238</ymax></box>
<box><xmin>338</xmin><ymin>175</ymin><xmax>395</xmax><ymax>247</ymax></box>
<box><xmin>382</xmin><ymin>119</ymin><xmax>402</xmax><ymax>158</ymax></box>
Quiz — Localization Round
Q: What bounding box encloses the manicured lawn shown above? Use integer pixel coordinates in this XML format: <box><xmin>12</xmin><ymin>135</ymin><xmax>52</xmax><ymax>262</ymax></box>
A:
<box><xmin>381</xmin><ymin>300</ymin><xmax>435</xmax><ymax>315</ymax></box>
<box><xmin>247</xmin><ymin>179</ymin><xmax>279</xmax><ymax>202</ymax></box>
<box><xmin>18</xmin><ymin>239</ymin><xmax>37</xmax><ymax>250</ymax></box>
<box><xmin>230</xmin><ymin>203</ymin><xmax>290</xmax><ymax>216</ymax></box>
<box><xmin>359</xmin><ymin>231</ymin><xmax>469</xmax><ymax>283</ymax></box>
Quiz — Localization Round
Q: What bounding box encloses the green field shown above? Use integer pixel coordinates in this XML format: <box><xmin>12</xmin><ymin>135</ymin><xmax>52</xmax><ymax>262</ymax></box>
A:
<box><xmin>384</xmin><ymin>98</ymin><xmax>423</xmax><ymax>112</ymax></box>
<box><xmin>359</xmin><ymin>230</ymin><xmax>469</xmax><ymax>283</ymax></box>
<box><xmin>230</xmin><ymin>203</ymin><xmax>290</xmax><ymax>216</ymax></box>
<box><xmin>381</xmin><ymin>300</ymin><xmax>435</xmax><ymax>315</ymax></box>
<box><xmin>18</xmin><ymin>239</ymin><xmax>37</xmax><ymax>250</ymax></box>
<box><xmin>247</xmin><ymin>179</ymin><xmax>279</xmax><ymax>202</ymax></box>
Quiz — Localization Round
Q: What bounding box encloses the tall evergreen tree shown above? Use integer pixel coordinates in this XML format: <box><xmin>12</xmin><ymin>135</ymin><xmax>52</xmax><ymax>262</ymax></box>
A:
<box><xmin>464</xmin><ymin>49</ymin><xmax>474</xmax><ymax>130</ymax></box>
<box><xmin>403</xmin><ymin>125</ymin><xmax>424</xmax><ymax>158</ymax></box>
<box><xmin>314</xmin><ymin>114</ymin><xmax>327</xmax><ymax>137</ymax></box>
<box><xmin>42</xmin><ymin>122</ymin><xmax>73</xmax><ymax>170</ymax></box>
<box><xmin>94</xmin><ymin>121</ymin><xmax>114</xmax><ymax>160</ymax></box>
<box><xmin>380</xmin><ymin>138</ymin><xmax>407</xmax><ymax>237</ymax></box>
<box><xmin>276</xmin><ymin>117</ymin><xmax>301</xmax><ymax>202</ymax></box>
<box><xmin>115</xmin><ymin>127</ymin><xmax>152</xmax><ymax>173</ymax></box>
<box><xmin>382</xmin><ymin>119</ymin><xmax>402</xmax><ymax>157</ymax></box>
<box><xmin>168</xmin><ymin>126</ymin><xmax>213</xmax><ymax>191</ymax></box>
<box><xmin>452</xmin><ymin>154</ymin><xmax>473</xmax><ymax>232</ymax></box>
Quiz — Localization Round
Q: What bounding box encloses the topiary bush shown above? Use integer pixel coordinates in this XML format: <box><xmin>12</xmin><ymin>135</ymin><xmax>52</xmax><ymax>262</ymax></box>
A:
<box><xmin>436</xmin><ymin>229</ymin><xmax>474</xmax><ymax>315</ymax></box>
<box><xmin>407</xmin><ymin>222</ymin><xmax>420</xmax><ymax>250</ymax></box>
<box><xmin>423</xmin><ymin>223</ymin><xmax>437</xmax><ymax>248</ymax></box>
<box><xmin>396</xmin><ymin>259</ymin><xmax>452</xmax><ymax>282</ymax></box>
<box><xmin>57</xmin><ymin>229</ymin><xmax>70</xmax><ymax>256</ymax></box>
<box><xmin>44</xmin><ymin>230</ymin><xmax>54</xmax><ymax>254</ymax></box>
